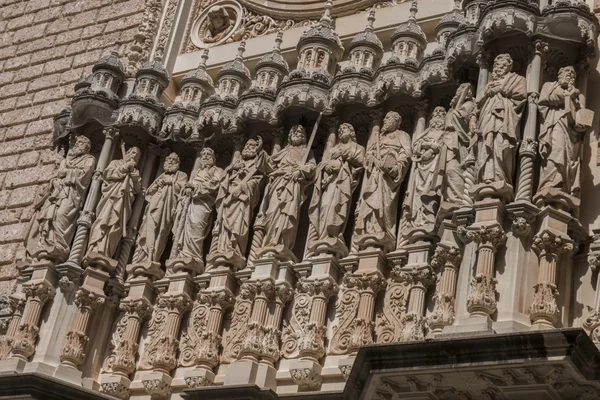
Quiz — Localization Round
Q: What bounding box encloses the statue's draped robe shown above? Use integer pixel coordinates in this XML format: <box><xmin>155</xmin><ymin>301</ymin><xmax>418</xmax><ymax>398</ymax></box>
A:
<box><xmin>259</xmin><ymin>145</ymin><xmax>316</xmax><ymax>261</ymax></box>
<box><xmin>475</xmin><ymin>72</ymin><xmax>526</xmax><ymax>193</ymax></box>
<box><xmin>26</xmin><ymin>153</ymin><xmax>96</xmax><ymax>261</ymax></box>
<box><xmin>87</xmin><ymin>159</ymin><xmax>142</xmax><ymax>258</ymax></box>
<box><xmin>537</xmin><ymin>81</ymin><xmax>581</xmax><ymax>198</ymax></box>
<box><xmin>444</xmin><ymin>97</ymin><xmax>475</xmax><ymax>205</ymax></box>
<box><xmin>212</xmin><ymin>152</ymin><xmax>267</xmax><ymax>267</ymax></box>
<box><xmin>307</xmin><ymin>141</ymin><xmax>364</xmax><ymax>258</ymax></box>
<box><xmin>132</xmin><ymin>170</ymin><xmax>187</xmax><ymax>264</ymax></box>
<box><xmin>353</xmin><ymin>129</ymin><xmax>412</xmax><ymax>252</ymax></box>
<box><xmin>404</xmin><ymin>127</ymin><xmax>445</xmax><ymax>230</ymax></box>
<box><xmin>174</xmin><ymin>166</ymin><xmax>222</xmax><ymax>263</ymax></box>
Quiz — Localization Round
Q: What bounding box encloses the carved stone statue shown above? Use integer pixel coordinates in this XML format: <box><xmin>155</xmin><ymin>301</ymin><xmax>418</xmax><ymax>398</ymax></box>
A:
<box><xmin>131</xmin><ymin>153</ymin><xmax>187</xmax><ymax>269</ymax></box>
<box><xmin>25</xmin><ymin>136</ymin><xmax>96</xmax><ymax>262</ymax></box>
<box><xmin>257</xmin><ymin>125</ymin><xmax>316</xmax><ymax>261</ymax></box>
<box><xmin>209</xmin><ymin>137</ymin><xmax>268</xmax><ymax>269</ymax></box>
<box><xmin>472</xmin><ymin>54</ymin><xmax>526</xmax><ymax>200</ymax></box>
<box><xmin>307</xmin><ymin>123</ymin><xmax>365</xmax><ymax>258</ymax></box>
<box><xmin>443</xmin><ymin>82</ymin><xmax>476</xmax><ymax>208</ymax></box>
<box><xmin>87</xmin><ymin>146</ymin><xmax>142</xmax><ymax>260</ymax></box>
<box><xmin>534</xmin><ymin>66</ymin><xmax>585</xmax><ymax>210</ymax></box>
<box><xmin>204</xmin><ymin>6</ymin><xmax>233</xmax><ymax>44</ymax></box>
<box><xmin>352</xmin><ymin>111</ymin><xmax>412</xmax><ymax>252</ymax></box>
<box><xmin>170</xmin><ymin>148</ymin><xmax>223</xmax><ymax>272</ymax></box>
<box><xmin>403</xmin><ymin>107</ymin><xmax>447</xmax><ymax>234</ymax></box>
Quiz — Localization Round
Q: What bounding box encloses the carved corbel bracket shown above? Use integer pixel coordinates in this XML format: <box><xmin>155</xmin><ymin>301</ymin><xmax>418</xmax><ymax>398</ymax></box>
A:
<box><xmin>506</xmin><ymin>200</ymin><xmax>540</xmax><ymax>238</ymax></box>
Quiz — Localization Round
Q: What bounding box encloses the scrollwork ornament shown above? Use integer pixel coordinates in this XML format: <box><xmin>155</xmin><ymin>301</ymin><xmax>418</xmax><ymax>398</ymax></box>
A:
<box><xmin>185</xmin><ymin>376</ymin><xmax>212</xmax><ymax>388</ymax></box>
<box><xmin>101</xmin><ymin>382</ymin><xmax>130</xmax><ymax>400</ymax></box>
<box><xmin>290</xmin><ymin>367</ymin><xmax>322</xmax><ymax>391</ymax></box>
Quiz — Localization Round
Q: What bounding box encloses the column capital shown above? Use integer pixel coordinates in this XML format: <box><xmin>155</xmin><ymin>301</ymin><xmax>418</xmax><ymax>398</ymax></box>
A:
<box><xmin>297</xmin><ymin>277</ymin><xmax>338</xmax><ymax>299</ymax></box>
<box><xmin>74</xmin><ymin>287</ymin><xmax>105</xmax><ymax>311</ymax></box>
<box><xmin>431</xmin><ymin>245</ymin><xmax>462</xmax><ymax>270</ymax></box>
<box><xmin>22</xmin><ymin>281</ymin><xmax>55</xmax><ymax>305</ymax></box>
<box><xmin>157</xmin><ymin>292</ymin><xmax>192</xmax><ymax>314</ymax></box>
<box><xmin>198</xmin><ymin>289</ymin><xmax>235</xmax><ymax>309</ymax></box>
<box><xmin>103</xmin><ymin>126</ymin><xmax>120</xmax><ymax>140</ymax></box>
<box><xmin>119</xmin><ymin>297</ymin><xmax>153</xmax><ymax>319</ymax></box>
<box><xmin>532</xmin><ymin>230</ymin><xmax>573</xmax><ymax>260</ymax></box>
<box><xmin>343</xmin><ymin>271</ymin><xmax>386</xmax><ymax>294</ymax></box>
<box><xmin>396</xmin><ymin>267</ymin><xmax>435</xmax><ymax>289</ymax></box>
<box><xmin>466</xmin><ymin>224</ymin><xmax>507</xmax><ymax>250</ymax></box>
<box><xmin>530</xmin><ymin>39</ymin><xmax>548</xmax><ymax>56</ymax></box>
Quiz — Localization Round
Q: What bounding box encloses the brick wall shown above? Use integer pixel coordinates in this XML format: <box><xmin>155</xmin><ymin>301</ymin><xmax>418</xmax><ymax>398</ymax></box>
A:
<box><xmin>0</xmin><ymin>0</ymin><xmax>148</xmax><ymax>296</ymax></box>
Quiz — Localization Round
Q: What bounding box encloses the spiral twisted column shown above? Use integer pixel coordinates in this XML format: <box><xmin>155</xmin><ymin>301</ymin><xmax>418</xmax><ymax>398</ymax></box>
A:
<box><xmin>516</xmin><ymin>40</ymin><xmax>546</xmax><ymax>202</ymax></box>
<box><xmin>65</xmin><ymin>127</ymin><xmax>119</xmax><ymax>268</ymax></box>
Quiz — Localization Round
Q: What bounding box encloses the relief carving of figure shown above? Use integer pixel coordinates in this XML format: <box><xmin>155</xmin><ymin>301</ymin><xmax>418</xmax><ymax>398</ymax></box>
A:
<box><xmin>472</xmin><ymin>54</ymin><xmax>526</xmax><ymax>200</ymax></box>
<box><xmin>306</xmin><ymin>123</ymin><xmax>365</xmax><ymax>258</ymax></box>
<box><xmin>87</xmin><ymin>146</ymin><xmax>142</xmax><ymax>260</ymax></box>
<box><xmin>170</xmin><ymin>148</ymin><xmax>223</xmax><ymax>271</ymax></box>
<box><xmin>26</xmin><ymin>136</ymin><xmax>96</xmax><ymax>262</ymax></box>
<box><xmin>203</xmin><ymin>6</ymin><xmax>233</xmax><ymax>44</ymax></box>
<box><xmin>257</xmin><ymin>125</ymin><xmax>316</xmax><ymax>262</ymax></box>
<box><xmin>443</xmin><ymin>82</ymin><xmax>476</xmax><ymax>209</ymax></box>
<box><xmin>403</xmin><ymin>107</ymin><xmax>447</xmax><ymax>234</ymax></box>
<box><xmin>352</xmin><ymin>111</ymin><xmax>412</xmax><ymax>252</ymax></box>
<box><xmin>534</xmin><ymin>66</ymin><xmax>585</xmax><ymax>210</ymax></box>
<box><xmin>209</xmin><ymin>137</ymin><xmax>268</xmax><ymax>269</ymax></box>
<box><xmin>131</xmin><ymin>153</ymin><xmax>187</xmax><ymax>268</ymax></box>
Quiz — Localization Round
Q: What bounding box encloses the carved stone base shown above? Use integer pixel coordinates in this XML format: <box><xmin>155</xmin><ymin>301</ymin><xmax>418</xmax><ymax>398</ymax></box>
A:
<box><xmin>100</xmin><ymin>375</ymin><xmax>131</xmax><ymax>399</ymax></box>
<box><xmin>440</xmin><ymin>315</ymin><xmax>494</xmax><ymax>336</ymax></box>
<box><xmin>338</xmin><ymin>357</ymin><xmax>355</xmax><ymax>381</ymax></box>
<box><xmin>533</xmin><ymin>187</ymin><xmax>580</xmax><ymax>213</ymax></box>
<box><xmin>0</xmin><ymin>357</ymin><xmax>26</xmax><ymax>373</ymax></box>
<box><xmin>82</xmin><ymin>252</ymin><xmax>117</xmax><ymax>274</ymax></box>
<box><xmin>224</xmin><ymin>358</ymin><xmax>277</xmax><ymax>390</ymax></box>
<box><xmin>141</xmin><ymin>372</ymin><xmax>172</xmax><ymax>397</ymax></box>
<box><xmin>126</xmin><ymin>261</ymin><xmax>164</xmax><ymax>280</ymax></box>
<box><xmin>184</xmin><ymin>368</ymin><xmax>215</xmax><ymax>388</ymax></box>
<box><xmin>166</xmin><ymin>257</ymin><xmax>203</xmax><ymax>276</ymax></box>
<box><xmin>289</xmin><ymin>359</ymin><xmax>322</xmax><ymax>391</ymax></box>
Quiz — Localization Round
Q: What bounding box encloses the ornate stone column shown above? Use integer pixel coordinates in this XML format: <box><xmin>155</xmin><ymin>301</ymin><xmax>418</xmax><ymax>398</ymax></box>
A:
<box><xmin>181</xmin><ymin>286</ymin><xmax>234</xmax><ymax>388</ymax></box>
<box><xmin>0</xmin><ymin>297</ymin><xmax>25</xmax><ymax>360</ymax></box>
<box><xmin>400</xmin><ymin>265</ymin><xmax>434</xmax><ymax>341</ymax></box>
<box><xmin>584</xmin><ymin>230</ymin><xmax>600</xmax><ymax>343</ymax></box>
<box><xmin>99</xmin><ymin>280</ymin><xmax>154</xmax><ymax>399</ymax></box>
<box><xmin>288</xmin><ymin>269</ymin><xmax>338</xmax><ymax>391</ymax></box>
<box><xmin>58</xmin><ymin>287</ymin><xmax>105</xmax><ymax>369</ymax></box>
<box><xmin>115</xmin><ymin>143</ymin><xmax>164</xmax><ymax>278</ymax></box>
<box><xmin>529</xmin><ymin>208</ymin><xmax>575</xmax><ymax>329</ymax></box>
<box><xmin>429</xmin><ymin>244</ymin><xmax>463</xmax><ymax>334</ymax></box>
<box><xmin>475</xmin><ymin>50</ymin><xmax>491</xmax><ymax>101</ymax></box>
<box><xmin>140</xmin><ymin>291</ymin><xmax>191</xmax><ymax>399</ymax></box>
<box><xmin>8</xmin><ymin>281</ymin><xmax>55</xmax><ymax>365</ymax></box>
<box><xmin>62</xmin><ymin>127</ymin><xmax>119</xmax><ymax>273</ymax></box>
<box><xmin>238</xmin><ymin>279</ymin><xmax>275</xmax><ymax>362</ymax></box>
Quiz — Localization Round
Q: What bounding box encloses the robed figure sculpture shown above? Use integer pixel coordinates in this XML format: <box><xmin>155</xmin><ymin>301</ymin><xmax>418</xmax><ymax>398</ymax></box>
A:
<box><xmin>534</xmin><ymin>66</ymin><xmax>587</xmax><ymax>211</ymax></box>
<box><xmin>86</xmin><ymin>146</ymin><xmax>142</xmax><ymax>265</ymax></box>
<box><xmin>25</xmin><ymin>135</ymin><xmax>96</xmax><ymax>263</ymax></box>
<box><xmin>130</xmin><ymin>153</ymin><xmax>187</xmax><ymax>274</ymax></box>
<box><xmin>352</xmin><ymin>111</ymin><xmax>412</xmax><ymax>252</ymax></box>
<box><xmin>209</xmin><ymin>137</ymin><xmax>268</xmax><ymax>269</ymax></box>
<box><xmin>306</xmin><ymin>123</ymin><xmax>365</xmax><ymax>259</ymax></box>
<box><xmin>472</xmin><ymin>53</ymin><xmax>526</xmax><ymax>200</ymax></box>
<box><xmin>257</xmin><ymin>125</ymin><xmax>316</xmax><ymax>262</ymax></box>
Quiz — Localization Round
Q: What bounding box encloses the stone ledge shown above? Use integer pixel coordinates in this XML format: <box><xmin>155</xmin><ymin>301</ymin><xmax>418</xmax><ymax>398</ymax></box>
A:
<box><xmin>345</xmin><ymin>328</ymin><xmax>600</xmax><ymax>399</ymax></box>
<box><xmin>0</xmin><ymin>372</ymin><xmax>115</xmax><ymax>400</ymax></box>
<box><xmin>183</xmin><ymin>384</ymin><xmax>343</xmax><ymax>400</ymax></box>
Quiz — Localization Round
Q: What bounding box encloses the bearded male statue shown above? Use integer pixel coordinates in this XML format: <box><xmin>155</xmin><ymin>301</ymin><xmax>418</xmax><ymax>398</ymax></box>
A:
<box><xmin>306</xmin><ymin>123</ymin><xmax>365</xmax><ymax>259</ymax></box>
<box><xmin>25</xmin><ymin>135</ymin><xmax>96</xmax><ymax>263</ymax></box>
<box><xmin>403</xmin><ymin>107</ymin><xmax>447</xmax><ymax>235</ymax></box>
<box><xmin>352</xmin><ymin>111</ymin><xmax>412</xmax><ymax>252</ymax></box>
<box><xmin>534</xmin><ymin>66</ymin><xmax>586</xmax><ymax>211</ymax></box>
<box><xmin>130</xmin><ymin>153</ymin><xmax>187</xmax><ymax>273</ymax></box>
<box><xmin>86</xmin><ymin>146</ymin><xmax>142</xmax><ymax>265</ymax></box>
<box><xmin>169</xmin><ymin>147</ymin><xmax>223</xmax><ymax>273</ymax></box>
<box><xmin>443</xmin><ymin>82</ymin><xmax>476</xmax><ymax>209</ymax></box>
<box><xmin>257</xmin><ymin>125</ymin><xmax>316</xmax><ymax>262</ymax></box>
<box><xmin>472</xmin><ymin>53</ymin><xmax>526</xmax><ymax>200</ymax></box>
<box><xmin>209</xmin><ymin>137</ymin><xmax>268</xmax><ymax>269</ymax></box>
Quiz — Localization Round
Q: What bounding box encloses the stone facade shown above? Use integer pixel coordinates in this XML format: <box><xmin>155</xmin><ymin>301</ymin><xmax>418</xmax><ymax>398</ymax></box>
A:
<box><xmin>1</xmin><ymin>0</ymin><xmax>600</xmax><ymax>399</ymax></box>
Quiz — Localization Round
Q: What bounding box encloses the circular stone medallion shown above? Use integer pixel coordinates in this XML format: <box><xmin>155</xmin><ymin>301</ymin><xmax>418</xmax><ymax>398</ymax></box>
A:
<box><xmin>191</xmin><ymin>0</ymin><xmax>244</xmax><ymax>49</ymax></box>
